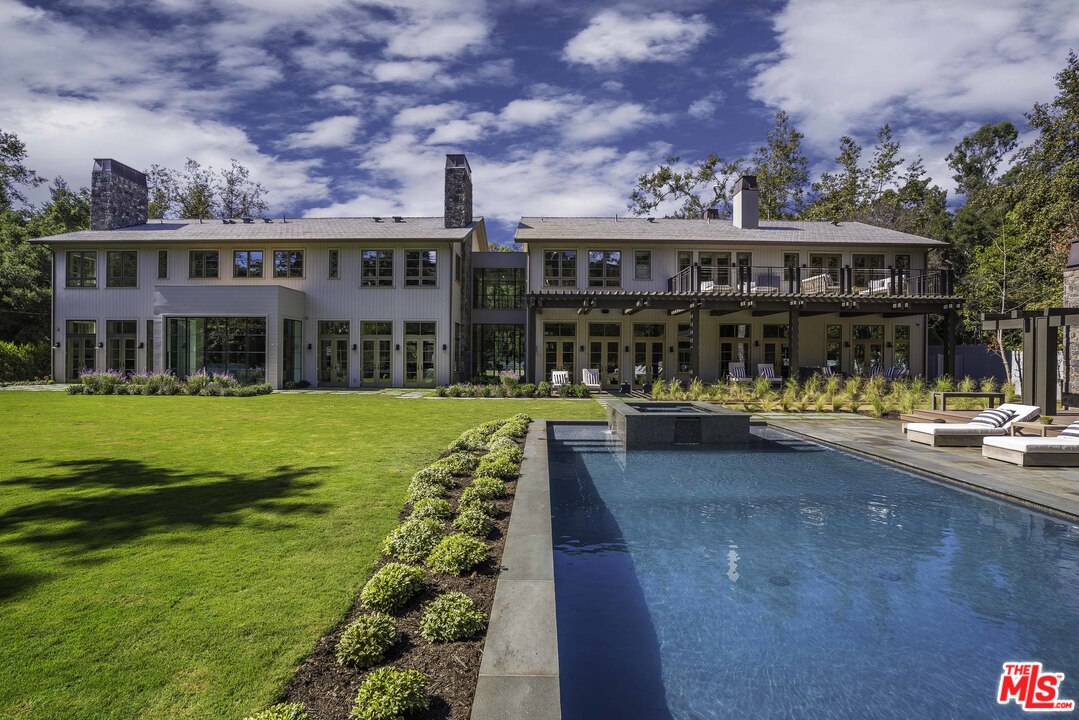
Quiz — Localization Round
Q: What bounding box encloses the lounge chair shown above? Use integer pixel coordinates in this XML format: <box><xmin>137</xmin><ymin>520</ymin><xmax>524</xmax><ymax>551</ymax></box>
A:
<box><xmin>883</xmin><ymin>366</ymin><xmax>908</xmax><ymax>381</ymax></box>
<box><xmin>757</xmin><ymin>363</ymin><xmax>783</xmax><ymax>387</ymax></box>
<box><xmin>904</xmin><ymin>404</ymin><xmax>1040</xmax><ymax>447</ymax></box>
<box><xmin>728</xmin><ymin>362</ymin><xmax>751</xmax><ymax>383</ymax></box>
<box><xmin>982</xmin><ymin>421</ymin><xmax>1079</xmax><ymax>466</ymax></box>
<box><xmin>551</xmin><ymin>370</ymin><xmax>570</xmax><ymax>388</ymax></box>
<box><xmin>582</xmin><ymin>368</ymin><xmax>602</xmax><ymax>391</ymax></box>
<box><xmin>801</xmin><ymin>273</ymin><xmax>840</xmax><ymax>294</ymax></box>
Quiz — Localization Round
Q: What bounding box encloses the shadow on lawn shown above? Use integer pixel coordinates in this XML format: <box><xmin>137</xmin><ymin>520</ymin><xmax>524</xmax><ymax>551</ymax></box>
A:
<box><xmin>0</xmin><ymin>459</ymin><xmax>330</xmax><ymax>575</ymax></box>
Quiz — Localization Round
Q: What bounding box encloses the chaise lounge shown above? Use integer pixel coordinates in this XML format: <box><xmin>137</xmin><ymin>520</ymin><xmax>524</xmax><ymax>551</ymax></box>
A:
<box><xmin>903</xmin><ymin>404</ymin><xmax>1040</xmax><ymax>447</ymax></box>
<box><xmin>982</xmin><ymin>420</ymin><xmax>1079</xmax><ymax>466</ymax></box>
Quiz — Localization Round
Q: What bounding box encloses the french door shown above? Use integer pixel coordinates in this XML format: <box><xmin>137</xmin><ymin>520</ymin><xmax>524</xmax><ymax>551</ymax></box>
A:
<box><xmin>588</xmin><ymin>323</ymin><xmax>621</xmax><ymax>388</ymax></box>
<box><xmin>66</xmin><ymin>320</ymin><xmax>97</xmax><ymax>380</ymax></box>
<box><xmin>633</xmin><ymin>323</ymin><xmax>665</xmax><ymax>384</ymax></box>
<box><xmin>543</xmin><ymin>323</ymin><xmax>576</xmax><ymax>383</ymax></box>
<box><xmin>318</xmin><ymin>320</ymin><xmax>350</xmax><ymax>386</ymax></box>
<box><xmin>361</xmin><ymin>321</ymin><xmax>392</xmax><ymax>386</ymax></box>
<box><xmin>404</xmin><ymin>321</ymin><xmax>436</xmax><ymax>387</ymax></box>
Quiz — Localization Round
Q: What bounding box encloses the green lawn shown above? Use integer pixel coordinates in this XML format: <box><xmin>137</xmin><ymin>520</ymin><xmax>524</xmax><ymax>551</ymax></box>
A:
<box><xmin>0</xmin><ymin>393</ymin><xmax>601</xmax><ymax>720</ymax></box>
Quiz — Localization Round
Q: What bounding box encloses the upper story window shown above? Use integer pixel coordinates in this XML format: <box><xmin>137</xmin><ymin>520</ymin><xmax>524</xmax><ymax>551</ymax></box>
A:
<box><xmin>106</xmin><ymin>250</ymin><xmax>138</xmax><ymax>287</ymax></box>
<box><xmin>404</xmin><ymin>250</ymin><xmax>437</xmax><ymax>287</ymax></box>
<box><xmin>233</xmin><ymin>250</ymin><xmax>264</xmax><ymax>278</ymax></box>
<box><xmin>273</xmin><ymin>250</ymin><xmax>304</xmax><ymax>278</ymax></box>
<box><xmin>66</xmin><ymin>250</ymin><xmax>97</xmax><ymax>288</ymax></box>
<box><xmin>362</xmin><ymin>249</ymin><xmax>394</xmax><ymax>287</ymax></box>
<box><xmin>189</xmin><ymin>250</ymin><xmax>219</xmax><ymax>278</ymax></box>
<box><xmin>158</xmin><ymin>250</ymin><xmax>168</xmax><ymax>280</ymax></box>
<box><xmin>895</xmin><ymin>254</ymin><xmax>911</xmax><ymax>271</ymax></box>
<box><xmin>588</xmin><ymin>250</ymin><xmax>621</xmax><ymax>288</ymax></box>
<box><xmin>473</xmin><ymin>268</ymin><xmax>523</xmax><ymax>309</ymax></box>
<box><xmin>454</xmin><ymin>252</ymin><xmax>462</xmax><ymax>284</ymax></box>
<box><xmin>634</xmin><ymin>250</ymin><xmax>651</xmax><ymax>280</ymax></box>
<box><xmin>543</xmin><ymin>250</ymin><xmax>576</xmax><ymax>287</ymax></box>
<box><xmin>329</xmin><ymin>249</ymin><xmax>340</xmax><ymax>279</ymax></box>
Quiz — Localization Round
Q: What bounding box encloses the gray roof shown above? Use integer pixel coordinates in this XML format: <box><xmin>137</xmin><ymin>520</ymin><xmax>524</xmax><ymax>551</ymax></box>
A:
<box><xmin>33</xmin><ymin>217</ymin><xmax>483</xmax><ymax>244</ymax></box>
<box><xmin>515</xmin><ymin>217</ymin><xmax>946</xmax><ymax>247</ymax></box>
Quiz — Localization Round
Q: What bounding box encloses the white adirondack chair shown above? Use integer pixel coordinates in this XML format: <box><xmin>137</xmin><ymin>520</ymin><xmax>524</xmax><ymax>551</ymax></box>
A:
<box><xmin>551</xmin><ymin>370</ymin><xmax>570</xmax><ymax>387</ymax></box>
<box><xmin>582</xmin><ymin>368</ymin><xmax>602</xmax><ymax>391</ymax></box>
<box><xmin>758</xmin><ymin>363</ymin><xmax>783</xmax><ymax>386</ymax></box>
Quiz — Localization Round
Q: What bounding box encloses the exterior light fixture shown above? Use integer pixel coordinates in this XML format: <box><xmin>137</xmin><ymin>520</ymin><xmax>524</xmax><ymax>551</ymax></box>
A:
<box><xmin>885</xmin><ymin>341</ymin><xmax>893</xmax><ymax>349</ymax></box>
<box><xmin>97</xmin><ymin>342</ymin><xmax>104</xmax><ymax>349</ymax></box>
<box><xmin>54</xmin><ymin>341</ymin><xmax>61</xmax><ymax>348</ymax></box>
<box><xmin>138</xmin><ymin>342</ymin><xmax>144</xmax><ymax>349</ymax></box>
<box><xmin>844</xmin><ymin>341</ymin><xmax>851</xmax><ymax>348</ymax></box>
<box><xmin>668</xmin><ymin>346</ymin><xmax>674</xmax><ymax>354</ymax></box>
<box><xmin>442</xmin><ymin>344</ymin><xmax>447</xmax><ymax>351</ymax></box>
<box><xmin>753</xmin><ymin>340</ymin><xmax>760</xmax><ymax>347</ymax></box>
<box><xmin>624</xmin><ymin>345</ymin><xmax>629</xmax><ymax>353</ymax></box>
<box><xmin>307</xmin><ymin>343</ymin><xmax>313</xmax><ymax>350</ymax></box>
<box><xmin>395</xmin><ymin>344</ymin><xmax>401</xmax><ymax>351</ymax></box>
<box><xmin>579</xmin><ymin>345</ymin><xmax>585</xmax><ymax>352</ymax></box>
<box><xmin>352</xmin><ymin>343</ymin><xmax>358</xmax><ymax>351</ymax></box>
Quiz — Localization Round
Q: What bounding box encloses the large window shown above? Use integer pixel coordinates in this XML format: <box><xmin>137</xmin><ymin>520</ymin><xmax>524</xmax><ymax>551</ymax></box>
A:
<box><xmin>473</xmin><ymin>268</ymin><xmax>523</xmax><ymax>309</ymax></box>
<box><xmin>66</xmin><ymin>250</ymin><xmax>97</xmax><ymax>287</ymax></box>
<box><xmin>404</xmin><ymin>250</ymin><xmax>437</xmax><ymax>287</ymax></box>
<box><xmin>166</xmin><ymin>317</ymin><xmax>266</xmax><ymax>382</ymax></box>
<box><xmin>328</xmin><ymin>249</ymin><xmax>340</xmax><ymax>279</ymax></box>
<box><xmin>107</xmin><ymin>250</ymin><xmax>138</xmax><ymax>287</ymax></box>
<box><xmin>362</xmin><ymin>250</ymin><xmax>393</xmax><ymax>287</ymax></box>
<box><xmin>283</xmin><ymin>319</ymin><xmax>302</xmax><ymax>384</ymax></box>
<box><xmin>473</xmin><ymin>324</ymin><xmax>524</xmax><ymax>379</ymax></box>
<box><xmin>273</xmin><ymin>250</ymin><xmax>304</xmax><ymax>278</ymax></box>
<box><xmin>189</xmin><ymin>250</ymin><xmax>219</xmax><ymax>278</ymax></box>
<box><xmin>543</xmin><ymin>250</ymin><xmax>576</xmax><ymax>287</ymax></box>
<box><xmin>158</xmin><ymin>250</ymin><xmax>168</xmax><ymax>280</ymax></box>
<box><xmin>894</xmin><ymin>325</ymin><xmax>911</xmax><ymax>369</ymax></box>
<box><xmin>588</xmin><ymin>250</ymin><xmax>621</xmax><ymax>287</ymax></box>
<box><xmin>233</xmin><ymin>250</ymin><xmax>264</xmax><ymax>278</ymax></box>
<box><xmin>634</xmin><ymin>250</ymin><xmax>651</xmax><ymax>280</ymax></box>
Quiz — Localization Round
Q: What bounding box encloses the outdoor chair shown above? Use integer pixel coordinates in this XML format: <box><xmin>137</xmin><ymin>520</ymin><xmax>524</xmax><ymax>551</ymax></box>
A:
<box><xmin>982</xmin><ymin>418</ymin><xmax>1079</xmax><ymax>467</ymax></box>
<box><xmin>582</xmin><ymin>368</ymin><xmax>602</xmax><ymax>391</ymax></box>
<box><xmin>728</xmin><ymin>362</ymin><xmax>752</xmax><ymax>383</ymax></box>
<box><xmin>800</xmin><ymin>273</ymin><xmax>840</xmax><ymax>294</ymax></box>
<box><xmin>903</xmin><ymin>404</ymin><xmax>1040</xmax><ymax>447</ymax></box>
<box><xmin>883</xmin><ymin>366</ymin><xmax>908</xmax><ymax>381</ymax></box>
<box><xmin>551</xmin><ymin>370</ymin><xmax>570</xmax><ymax>388</ymax></box>
<box><xmin>861</xmin><ymin>277</ymin><xmax>894</xmax><ymax>295</ymax></box>
<box><xmin>757</xmin><ymin>363</ymin><xmax>783</xmax><ymax>387</ymax></box>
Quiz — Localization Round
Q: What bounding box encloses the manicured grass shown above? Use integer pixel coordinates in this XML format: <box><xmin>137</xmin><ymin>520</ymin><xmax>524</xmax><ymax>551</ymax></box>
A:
<box><xmin>0</xmin><ymin>393</ymin><xmax>601</xmax><ymax>720</ymax></box>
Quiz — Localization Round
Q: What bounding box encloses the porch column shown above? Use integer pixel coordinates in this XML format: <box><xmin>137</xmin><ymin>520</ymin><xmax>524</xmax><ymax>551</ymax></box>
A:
<box><xmin>943</xmin><ymin>309</ymin><xmax>957</xmax><ymax>377</ymax></box>
<box><xmin>1027</xmin><ymin>315</ymin><xmax>1058</xmax><ymax>412</ymax></box>
<box><xmin>526</xmin><ymin>302</ymin><xmax>538</xmax><ymax>384</ymax></box>
<box><xmin>690</xmin><ymin>305</ymin><xmax>701</xmax><ymax>379</ymax></box>
<box><xmin>788</xmin><ymin>305</ymin><xmax>800</xmax><ymax>380</ymax></box>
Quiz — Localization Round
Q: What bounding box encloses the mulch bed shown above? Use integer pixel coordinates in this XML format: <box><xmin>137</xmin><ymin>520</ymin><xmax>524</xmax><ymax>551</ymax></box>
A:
<box><xmin>283</xmin><ymin>445</ymin><xmax>519</xmax><ymax>720</ymax></box>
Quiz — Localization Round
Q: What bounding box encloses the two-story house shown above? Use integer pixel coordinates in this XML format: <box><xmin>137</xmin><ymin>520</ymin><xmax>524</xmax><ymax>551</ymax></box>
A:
<box><xmin>38</xmin><ymin>155</ymin><xmax>487</xmax><ymax>388</ymax></box>
<box><xmin>516</xmin><ymin>176</ymin><xmax>960</xmax><ymax>389</ymax></box>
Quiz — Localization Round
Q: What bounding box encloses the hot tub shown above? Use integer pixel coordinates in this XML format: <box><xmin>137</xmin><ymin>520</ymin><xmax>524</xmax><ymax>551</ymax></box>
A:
<box><xmin>605</xmin><ymin>400</ymin><xmax>752</xmax><ymax>446</ymax></box>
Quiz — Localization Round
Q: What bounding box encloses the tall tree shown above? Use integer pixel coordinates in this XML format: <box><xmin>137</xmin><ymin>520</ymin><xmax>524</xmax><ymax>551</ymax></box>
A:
<box><xmin>0</xmin><ymin>129</ymin><xmax>43</xmax><ymax>212</ymax></box>
<box><xmin>946</xmin><ymin>121</ymin><xmax>1019</xmax><ymax>200</ymax></box>
<box><xmin>177</xmin><ymin>158</ymin><xmax>216</xmax><ymax>219</ymax></box>
<box><xmin>751</xmin><ymin>111</ymin><xmax>809</xmax><ymax>220</ymax></box>
<box><xmin>628</xmin><ymin>154</ymin><xmax>744</xmax><ymax>219</ymax></box>
<box><xmin>217</xmin><ymin>158</ymin><xmax>268</xmax><ymax>219</ymax></box>
<box><xmin>803</xmin><ymin>135</ymin><xmax>864</xmax><ymax>222</ymax></box>
<box><xmin>146</xmin><ymin>164</ymin><xmax>179</xmax><ymax>219</ymax></box>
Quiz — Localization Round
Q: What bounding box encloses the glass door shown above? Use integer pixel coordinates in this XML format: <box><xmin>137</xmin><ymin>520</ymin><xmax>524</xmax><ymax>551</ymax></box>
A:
<box><xmin>107</xmin><ymin>320</ymin><xmax>137</xmax><ymax>373</ymax></box>
<box><xmin>404</xmin><ymin>321</ymin><xmax>436</xmax><ymax>387</ymax></box>
<box><xmin>588</xmin><ymin>323</ymin><xmax>621</xmax><ymax>388</ymax></box>
<box><xmin>698</xmin><ymin>252</ymin><xmax>731</xmax><ymax>288</ymax></box>
<box><xmin>66</xmin><ymin>320</ymin><xmax>97</xmax><ymax>380</ymax></box>
<box><xmin>361</xmin><ymin>321</ymin><xmax>393</xmax><ymax>386</ymax></box>
<box><xmin>762</xmin><ymin>324</ymin><xmax>790</xmax><ymax>377</ymax></box>
<box><xmin>543</xmin><ymin>323</ymin><xmax>576</xmax><ymax>383</ymax></box>
<box><xmin>718</xmin><ymin>324</ymin><xmax>750</xmax><ymax>378</ymax></box>
<box><xmin>852</xmin><ymin>324</ymin><xmax>884</xmax><ymax>375</ymax></box>
<box><xmin>318</xmin><ymin>321</ymin><xmax>350</xmax><ymax>386</ymax></box>
<box><xmin>632</xmin><ymin>323</ymin><xmax>665</xmax><ymax>384</ymax></box>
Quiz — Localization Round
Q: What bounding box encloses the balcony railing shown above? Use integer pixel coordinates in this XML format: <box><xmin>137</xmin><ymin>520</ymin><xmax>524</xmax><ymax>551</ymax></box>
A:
<box><xmin>667</xmin><ymin>264</ymin><xmax>955</xmax><ymax>297</ymax></box>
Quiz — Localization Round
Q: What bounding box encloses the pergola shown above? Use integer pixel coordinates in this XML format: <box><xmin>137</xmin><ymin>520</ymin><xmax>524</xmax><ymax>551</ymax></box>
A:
<box><xmin>981</xmin><ymin>308</ymin><xmax>1079</xmax><ymax>411</ymax></box>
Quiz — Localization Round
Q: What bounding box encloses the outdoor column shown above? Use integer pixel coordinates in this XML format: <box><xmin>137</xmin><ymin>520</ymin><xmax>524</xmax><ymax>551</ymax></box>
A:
<box><xmin>788</xmin><ymin>305</ymin><xmax>800</xmax><ymax>381</ymax></box>
<box><xmin>690</xmin><ymin>305</ymin><xmax>701</xmax><ymax>379</ymax></box>
<box><xmin>1034</xmin><ymin>316</ymin><xmax>1058</xmax><ymax>413</ymax></box>
<box><xmin>526</xmin><ymin>302</ymin><xmax>538</xmax><ymax>384</ymax></box>
<box><xmin>943</xmin><ymin>310</ymin><xmax>957</xmax><ymax>377</ymax></box>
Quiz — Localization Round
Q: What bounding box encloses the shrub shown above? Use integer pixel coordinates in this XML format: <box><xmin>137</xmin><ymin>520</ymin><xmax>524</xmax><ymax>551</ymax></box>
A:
<box><xmin>452</xmin><ymin>506</ymin><xmax>492</xmax><ymax>537</ymax></box>
<box><xmin>425</xmin><ymin>533</ymin><xmax>488</xmax><ymax>575</ymax></box>
<box><xmin>66</xmin><ymin>384</ymin><xmax>86</xmax><ymax>395</ymax></box>
<box><xmin>492</xmin><ymin>420</ymin><xmax>528</xmax><ymax>440</ymax></box>
<box><xmin>488</xmin><ymin>443</ymin><xmax>524</xmax><ymax>464</ymax></box>
<box><xmin>79</xmin><ymin>369</ymin><xmax>126</xmax><ymax>394</ymax></box>
<box><xmin>475</xmin><ymin>454</ymin><xmax>519</xmax><ymax>479</ymax></box>
<box><xmin>185</xmin><ymin>369</ymin><xmax>212</xmax><ymax>395</ymax></box>
<box><xmin>244</xmin><ymin>702</ymin><xmax>308</xmax><ymax>720</ymax></box>
<box><xmin>360</xmin><ymin>563</ymin><xmax>426</xmax><ymax>612</ymax></box>
<box><xmin>431</xmin><ymin>452</ymin><xmax>478</xmax><ymax>476</ymax></box>
<box><xmin>419</xmin><ymin>592</ymin><xmax>487</xmax><ymax>643</ymax></box>
<box><xmin>536</xmin><ymin>380</ymin><xmax>552</xmax><ymax>397</ymax></box>
<box><xmin>468</xmin><ymin>476</ymin><xmax>507</xmax><ymax>500</ymax></box>
<box><xmin>510</xmin><ymin>413</ymin><xmax>532</xmax><ymax>424</ymax></box>
<box><xmin>515</xmin><ymin>383</ymin><xmax>536</xmax><ymax>397</ymax></box>
<box><xmin>336</xmin><ymin>612</ymin><xmax>399</xmax><ymax>668</ymax></box>
<box><xmin>434</xmin><ymin>386</ymin><xmax>447</xmax><ymax>397</ymax></box>
<box><xmin>383</xmin><ymin>517</ymin><xmax>444</xmax><ymax>563</ymax></box>
<box><xmin>448</xmin><ymin>429</ymin><xmax>486</xmax><ymax>453</ymax></box>
<box><xmin>410</xmin><ymin>497</ymin><xmax>452</xmax><ymax>522</ymax></box>
<box><xmin>0</xmin><ymin>340</ymin><xmax>50</xmax><ymax>383</ymax></box>
<box><xmin>411</xmin><ymin>465</ymin><xmax>455</xmax><ymax>488</ymax></box>
<box><xmin>406</xmin><ymin>479</ymin><xmax>446</xmax><ymax>503</ymax></box>
<box><xmin>457</xmin><ymin>493</ymin><xmax>496</xmax><ymax>517</ymax></box>
<box><xmin>283</xmin><ymin>379</ymin><xmax>311</xmax><ymax>390</ymax></box>
<box><xmin>350</xmin><ymin>667</ymin><xmax>428</xmax><ymax>720</ymax></box>
<box><xmin>487</xmin><ymin>436</ymin><xmax>519</xmax><ymax>454</ymax></box>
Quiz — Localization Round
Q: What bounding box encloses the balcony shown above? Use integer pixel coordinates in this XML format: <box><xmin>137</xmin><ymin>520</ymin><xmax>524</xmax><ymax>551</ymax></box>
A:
<box><xmin>667</xmin><ymin>265</ymin><xmax>955</xmax><ymax>297</ymax></box>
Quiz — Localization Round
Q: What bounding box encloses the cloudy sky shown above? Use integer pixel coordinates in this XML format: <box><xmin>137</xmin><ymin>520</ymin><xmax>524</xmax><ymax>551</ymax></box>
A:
<box><xmin>2</xmin><ymin>0</ymin><xmax>1077</xmax><ymax>243</ymax></box>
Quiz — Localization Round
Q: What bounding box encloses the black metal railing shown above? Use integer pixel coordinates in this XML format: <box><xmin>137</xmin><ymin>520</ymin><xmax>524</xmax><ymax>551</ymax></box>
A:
<box><xmin>667</xmin><ymin>264</ymin><xmax>954</xmax><ymax>297</ymax></box>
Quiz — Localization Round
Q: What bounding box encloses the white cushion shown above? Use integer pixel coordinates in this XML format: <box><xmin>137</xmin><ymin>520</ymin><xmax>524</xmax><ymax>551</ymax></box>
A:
<box><xmin>995</xmin><ymin>404</ymin><xmax>1041</xmax><ymax>426</ymax></box>
<box><xmin>905</xmin><ymin>423</ymin><xmax>1008</xmax><ymax>436</ymax></box>
<box><xmin>983</xmin><ymin>436</ymin><xmax>1079</xmax><ymax>453</ymax></box>
<box><xmin>969</xmin><ymin>408</ymin><xmax>1014</xmax><ymax>427</ymax></box>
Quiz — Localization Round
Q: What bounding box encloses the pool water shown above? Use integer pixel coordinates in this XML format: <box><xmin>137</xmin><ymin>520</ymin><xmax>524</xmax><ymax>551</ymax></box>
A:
<box><xmin>547</xmin><ymin>424</ymin><xmax>1079</xmax><ymax>719</ymax></box>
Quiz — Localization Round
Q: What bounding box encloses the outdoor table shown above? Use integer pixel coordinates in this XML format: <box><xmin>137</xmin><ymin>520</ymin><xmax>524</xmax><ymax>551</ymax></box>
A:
<box><xmin>931</xmin><ymin>391</ymin><xmax>1005</xmax><ymax>411</ymax></box>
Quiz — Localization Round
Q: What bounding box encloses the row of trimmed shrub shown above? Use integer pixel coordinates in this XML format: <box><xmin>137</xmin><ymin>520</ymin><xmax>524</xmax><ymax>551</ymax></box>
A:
<box><xmin>67</xmin><ymin>369</ymin><xmax>272</xmax><ymax>396</ymax></box>
<box><xmin>0</xmin><ymin>340</ymin><xmax>50</xmax><ymax>383</ymax></box>
<box><xmin>244</xmin><ymin>414</ymin><xmax>532</xmax><ymax>720</ymax></box>
<box><xmin>435</xmin><ymin>381</ymin><xmax>591</xmax><ymax>398</ymax></box>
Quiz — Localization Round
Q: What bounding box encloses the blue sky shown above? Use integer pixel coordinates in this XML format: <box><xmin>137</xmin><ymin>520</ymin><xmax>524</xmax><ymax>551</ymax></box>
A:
<box><xmin>2</xmin><ymin>0</ymin><xmax>1077</xmax><ymax>244</ymax></box>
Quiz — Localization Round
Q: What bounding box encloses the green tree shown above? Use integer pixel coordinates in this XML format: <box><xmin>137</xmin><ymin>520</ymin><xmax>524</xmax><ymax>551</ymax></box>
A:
<box><xmin>147</xmin><ymin>164</ymin><xmax>178</xmax><ymax>219</ymax></box>
<box><xmin>0</xmin><ymin>129</ymin><xmax>43</xmax><ymax>212</ymax></box>
<box><xmin>177</xmin><ymin>158</ymin><xmax>216</xmax><ymax>219</ymax></box>
<box><xmin>803</xmin><ymin>135</ymin><xmax>863</xmax><ymax>222</ymax></box>
<box><xmin>217</xmin><ymin>158</ymin><xmax>268</xmax><ymax>219</ymax></box>
<box><xmin>946</xmin><ymin>121</ymin><xmax>1019</xmax><ymax>200</ymax></box>
<box><xmin>628</xmin><ymin>154</ymin><xmax>743</xmax><ymax>219</ymax></box>
<box><xmin>751</xmin><ymin>110</ymin><xmax>809</xmax><ymax>220</ymax></box>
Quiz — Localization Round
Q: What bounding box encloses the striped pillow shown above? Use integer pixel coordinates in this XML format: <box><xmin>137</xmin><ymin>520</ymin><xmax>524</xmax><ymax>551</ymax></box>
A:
<box><xmin>968</xmin><ymin>408</ymin><xmax>1014</xmax><ymax>428</ymax></box>
<box><xmin>1061</xmin><ymin>419</ymin><xmax>1079</xmax><ymax>438</ymax></box>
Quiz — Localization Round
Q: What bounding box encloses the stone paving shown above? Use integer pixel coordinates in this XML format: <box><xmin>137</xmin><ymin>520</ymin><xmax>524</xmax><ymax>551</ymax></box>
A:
<box><xmin>767</xmin><ymin>415</ymin><xmax>1079</xmax><ymax>520</ymax></box>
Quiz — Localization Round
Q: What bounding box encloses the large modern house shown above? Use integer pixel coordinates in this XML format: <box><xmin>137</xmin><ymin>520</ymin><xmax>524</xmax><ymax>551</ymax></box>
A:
<box><xmin>39</xmin><ymin>156</ymin><xmax>961</xmax><ymax>388</ymax></box>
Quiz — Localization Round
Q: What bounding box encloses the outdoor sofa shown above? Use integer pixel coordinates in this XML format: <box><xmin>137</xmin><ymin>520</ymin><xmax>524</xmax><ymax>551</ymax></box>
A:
<box><xmin>982</xmin><ymin>419</ymin><xmax>1079</xmax><ymax>467</ymax></box>
<box><xmin>903</xmin><ymin>404</ymin><xmax>1041</xmax><ymax>447</ymax></box>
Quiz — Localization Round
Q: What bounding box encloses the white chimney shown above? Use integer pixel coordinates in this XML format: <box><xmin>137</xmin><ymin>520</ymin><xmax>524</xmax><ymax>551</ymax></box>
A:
<box><xmin>732</xmin><ymin>175</ymin><xmax>758</xmax><ymax>230</ymax></box>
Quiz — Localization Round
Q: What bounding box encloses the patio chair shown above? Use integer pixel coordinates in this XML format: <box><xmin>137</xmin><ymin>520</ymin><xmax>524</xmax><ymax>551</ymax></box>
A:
<box><xmin>757</xmin><ymin>363</ymin><xmax>783</xmax><ymax>387</ymax></box>
<box><xmin>883</xmin><ymin>366</ymin><xmax>908</xmax><ymax>381</ymax></box>
<box><xmin>861</xmin><ymin>277</ymin><xmax>893</xmax><ymax>295</ymax></box>
<box><xmin>982</xmin><ymin>419</ymin><xmax>1079</xmax><ymax>466</ymax></box>
<box><xmin>800</xmin><ymin>273</ymin><xmax>840</xmax><ymax>294</ymax></box>
<box><xmin>728</xmin><ymin>362</ymin><xmax>752</xmax><ymax>383</ymax></box>
<box><xmin>903</xmin><ymin>403</ymin><xmax>1040</xmax><ymax>447</ymax></box>
<box><xmin>582</xmin><ymin>368</ymin><xmax>602</xmax><ymax>391</ymax></box>
<box><xmin>551</xmin><ymin>370</ymin><xmax>570</xmax><ymax>388</ymax></box>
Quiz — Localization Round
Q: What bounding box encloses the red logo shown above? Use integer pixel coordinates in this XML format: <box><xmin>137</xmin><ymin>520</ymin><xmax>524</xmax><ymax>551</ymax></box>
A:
<box><xmin>998</xmin><ymin>662</ymin><xmax>1075</xmax><ymax>712</ymax></box>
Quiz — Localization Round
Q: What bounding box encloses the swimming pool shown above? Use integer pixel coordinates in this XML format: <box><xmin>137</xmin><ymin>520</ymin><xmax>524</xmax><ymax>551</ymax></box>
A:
<box><xmin>547</xmin><ymin>423</ymin><xmax>1079</xmax><ymax>719</ymax></box>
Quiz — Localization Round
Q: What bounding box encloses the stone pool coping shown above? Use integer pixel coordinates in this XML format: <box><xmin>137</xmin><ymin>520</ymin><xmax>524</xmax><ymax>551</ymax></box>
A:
<box><xmin>471</xmin><ymin>420</ymin><xmax>568</xmax><ymax>719</ymax></box>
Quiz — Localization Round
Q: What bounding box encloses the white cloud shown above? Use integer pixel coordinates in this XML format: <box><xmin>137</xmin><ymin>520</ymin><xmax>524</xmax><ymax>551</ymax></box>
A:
<box><xmin>749</xmin><ymin>0</ymin><xmax>1079</xmax><ymax>149</ymax></box>
<box><xmin>370</xmin><ymin>60</ymin><xmax>443</xmax><ymax>83</ymax></box>
<box><xmin>282</xmin><ymin>116</ymin><xmax>361</xmax><ymax>149</ymax></box>
<box><xmin>383</xmin><ymin>17</ymin><xmax>491</xmax><ymax>59</ymax></box>
<box><xmin>314</xmin><ymin>84</ymin><xmax>362</xmax><ymax>105</ymax></box>
<box><xmin>293</xmin><ymin>47</ymin><xmax>359</xmax><ymax>73</ymax></box>
<box><xmin>563</xmin><ymin>10</ymin><xmax>712</xmax><ymax>69</ymax></box>
<box><xmin>687</xmin><ymin>91</ymin><xmax>725</xmax><ymax>120</ymax></box>
<box><xmin>394</xmin><ymin>102</ymin><xmax>468</xmax><ymax>128</ymax></box>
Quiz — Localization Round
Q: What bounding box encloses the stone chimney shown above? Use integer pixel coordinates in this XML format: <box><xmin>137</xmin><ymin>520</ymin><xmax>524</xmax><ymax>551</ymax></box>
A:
<box><xmin>732</xmin><ymin>175</ymin><xmax>759</xmax><ymax>230</ymax></box>
<box><xmin>444</xmin><ymin>154</ymin><xmax>472</xmax><ymax>229</ymax></box>
<box><xmin>91</xmin><ymin>159</ymin><xmax>148</xmax><ymax>230</ymax></box>
<box><xmin>1065</xmin><ymin>239</ymin><xmax>1079</xmax><ymax>395</ymax></box>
